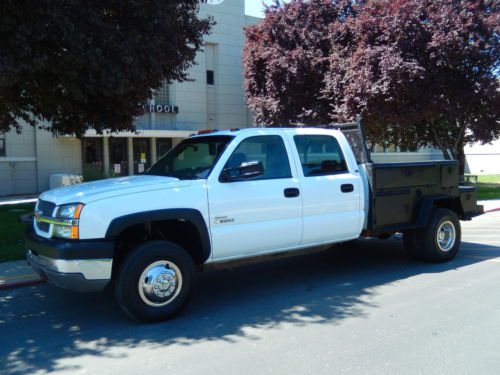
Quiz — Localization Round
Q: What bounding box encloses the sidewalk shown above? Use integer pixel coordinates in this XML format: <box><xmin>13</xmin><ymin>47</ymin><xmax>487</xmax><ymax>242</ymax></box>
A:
<box><xmin>479</xmin><ymin>199</ymin><xmax>500</xmax><ymax>213</ymax></box>
<box><xmin>0</xmin><ymin>194</ymin><xmax>38</xmax><ymax>206</ymax></box>
<box><xmin>0</xmin><ymin>260</ymin><xmax>44</xmax><ymax>290</ymax></box>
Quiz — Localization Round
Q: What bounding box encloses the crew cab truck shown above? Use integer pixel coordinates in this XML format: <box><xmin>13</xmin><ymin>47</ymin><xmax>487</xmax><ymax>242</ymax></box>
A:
<box><xmin>26</xmin><ymin>122</ymin><xmax>483</xmax><ymax>322</ymax></box>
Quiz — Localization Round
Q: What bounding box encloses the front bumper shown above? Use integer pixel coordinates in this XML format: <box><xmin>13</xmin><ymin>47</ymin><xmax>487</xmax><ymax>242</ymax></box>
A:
<box><xmin>25</xmin><ymin>226</ymin><xmax>114</xmax><ymax>292</ymax></box>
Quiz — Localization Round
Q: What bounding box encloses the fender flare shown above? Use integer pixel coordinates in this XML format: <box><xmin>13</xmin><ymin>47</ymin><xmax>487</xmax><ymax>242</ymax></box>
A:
<box><xmin>415</xmin><ymin>195</ymin><xmax>462</xmax><ymax>227</ymax></box>
<box><xmin>105</xmin><ymin>208</ymin><xmax>211</xmax><ymax>262</ymax></box>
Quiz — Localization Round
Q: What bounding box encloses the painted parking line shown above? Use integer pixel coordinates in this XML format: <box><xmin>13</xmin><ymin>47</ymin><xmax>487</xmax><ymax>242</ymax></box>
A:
<box><xmin>462</xmin><ymin>255</ymin><xmax>500</xmax><ymax>263</ymax></box>
<box><xmin>462</xmin><ymin>235</ymin><xmax>500</xmax><ymax>237</ymax></box>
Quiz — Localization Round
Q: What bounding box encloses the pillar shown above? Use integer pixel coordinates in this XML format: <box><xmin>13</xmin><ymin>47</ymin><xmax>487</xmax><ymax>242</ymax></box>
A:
<box><xmin>127</xmin><ymin>137</ymin><xmax>134</xmax><ymax>175</ymax></box>
<box><xmin>103</xmin><ymin>137</ymin><xmax>110</xmax><ymax>178</ymax></box>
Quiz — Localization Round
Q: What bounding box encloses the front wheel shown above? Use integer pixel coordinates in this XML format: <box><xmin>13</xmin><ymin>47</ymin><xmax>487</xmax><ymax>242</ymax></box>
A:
<box><xmin>115</xmin><ymin>241</ymin><xmax>196</xmax><ymax>323</ymax></box>
<box><xmin>406</xmin><ymin>208</ymin><xmax>461</xmax><ymax>263</ymax></box>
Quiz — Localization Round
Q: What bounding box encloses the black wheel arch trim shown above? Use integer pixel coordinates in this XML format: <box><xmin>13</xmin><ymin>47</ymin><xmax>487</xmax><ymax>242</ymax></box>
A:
<box><xmin>415</xmin><ymin>195</ymin><xmax>462</xmax><ymax>227</ymax></box>
<box><xmin>105</xmin><ymin>208</ymin><xmax>211</xmax><ymax>263</ymax></box>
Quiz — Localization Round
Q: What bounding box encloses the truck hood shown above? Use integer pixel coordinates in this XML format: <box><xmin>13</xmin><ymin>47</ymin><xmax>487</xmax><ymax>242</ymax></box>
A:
<box><xmin>39</xmin><ymin>176</ymin><xmax>190</xmax><ymax>206</ymax></box>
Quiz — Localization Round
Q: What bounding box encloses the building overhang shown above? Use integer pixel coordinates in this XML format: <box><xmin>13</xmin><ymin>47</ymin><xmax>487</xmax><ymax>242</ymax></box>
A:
<box><xmin>82</xmin><ymin>129</ymin><xmax>194</xmax><ymax>139</ymax></box>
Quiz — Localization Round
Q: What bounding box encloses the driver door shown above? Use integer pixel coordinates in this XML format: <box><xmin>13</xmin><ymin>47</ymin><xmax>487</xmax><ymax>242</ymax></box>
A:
<box><xmin>207</xmin><ymin>134</ymin><xmax>302</xmax><ymax>260</ymax></box>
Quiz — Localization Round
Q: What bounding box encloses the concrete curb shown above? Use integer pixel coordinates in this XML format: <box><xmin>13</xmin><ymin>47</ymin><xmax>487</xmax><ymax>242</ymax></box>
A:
<box><xmin>0</xmin><ymin>260</ymin><xmax>45</xmax><ymax>291</ymax></box>
<box><xmin>0</xmin><ymin>277</ymin><xmax>45</xmax><ymax>290</ymax></box>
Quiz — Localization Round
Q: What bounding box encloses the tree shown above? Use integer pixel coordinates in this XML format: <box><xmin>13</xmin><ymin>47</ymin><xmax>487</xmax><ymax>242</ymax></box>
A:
<box><xmin>244</xmin><ymin>0</ymin><xmax>499</xmax><ymax>174</ymax></box>
<box><xmin>331</xmin><ymin>0</ymin><xmax>499</xmax><ymax>173</ymax></box>
<box><xmin>0</xmin><ymin>0</ymin><xmax>213</xmax><ymax>136</ymax></box>
<box><xmin>243</xmin><ymin>0</ymin><xmax>357</xmax><ymax>126</ymax></box>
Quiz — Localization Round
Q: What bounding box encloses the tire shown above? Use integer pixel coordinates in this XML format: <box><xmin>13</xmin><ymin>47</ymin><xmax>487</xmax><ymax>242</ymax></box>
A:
<box><xmin>413</xmin><ymin>208</ymin><xmax>461</xmax><ymax>263</ymax></box>
<box><xmin>115</xmin><ymin>240</ymin><xmax>196</xmax><ymax>323</ymax></box>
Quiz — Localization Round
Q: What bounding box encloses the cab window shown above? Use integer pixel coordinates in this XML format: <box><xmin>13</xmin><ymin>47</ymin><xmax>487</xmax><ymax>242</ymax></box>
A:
<box><xmin>294</xmin><ymin>135</ymin><xmax>349</xmax><ymax>177</ymax></box>
<box><xmin>223</xmin><ymin>135</ymin><xmax>292</xmax><ymax>181</ymax></box>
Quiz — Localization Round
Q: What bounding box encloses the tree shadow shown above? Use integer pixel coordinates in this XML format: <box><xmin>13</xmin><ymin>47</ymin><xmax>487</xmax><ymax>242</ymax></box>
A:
<box><xmin>1</xmin><ymin>238</ymin><xmax>499</xmax><ymax>374</ymax></box>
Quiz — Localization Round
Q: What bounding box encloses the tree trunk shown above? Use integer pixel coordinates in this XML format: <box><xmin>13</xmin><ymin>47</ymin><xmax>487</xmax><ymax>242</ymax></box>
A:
<box><xmin>452</xmin><ymin>122</ymin><xmax>467</xmax><ymax>176</ymax></box>
<box><xmin>457</xmin><ymin>146</ymin><xmax>466</xmax><ymax>176</ymax></box>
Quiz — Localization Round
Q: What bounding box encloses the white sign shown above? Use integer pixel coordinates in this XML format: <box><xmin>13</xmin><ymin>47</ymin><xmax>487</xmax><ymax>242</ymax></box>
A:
<box><xmin>143</xmin><ymin>104</ymin><xmax>179</xmax><ymax>114</ymax></box>
<box><xmin>138</xmin><ymin>164</ymin><xmax>145</xmax><ymax>173</ymax></box>
<box><xmin>201</xmin><ymin>0</ymin><xmax>225</xmax><ymax>4</ymax></box>
<box><xmin>114</xmin><ymin>164</ymin><xmax>121</xmax><ymax>174</ymax></box>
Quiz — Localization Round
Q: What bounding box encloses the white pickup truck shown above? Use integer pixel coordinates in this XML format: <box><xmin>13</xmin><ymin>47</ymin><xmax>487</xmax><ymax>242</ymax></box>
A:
<box><xmin>26</xmin><ymin>123</ymin><xmax>483</xmax><ymax>322</ymax></box>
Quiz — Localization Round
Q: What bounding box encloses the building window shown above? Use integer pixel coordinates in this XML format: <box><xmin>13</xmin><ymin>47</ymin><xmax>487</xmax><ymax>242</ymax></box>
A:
<box><xmin>207</xmin><ymin>70</ymin><xmax>214</xmax><ymax>85</ymax></box>
<box><xmin>0</xmin><ymin>134</ymin><xmax>5</xmax><ymax>157</ymax></box>
<box><xmin>154</xmin><ymin>81</ymin><xmax>170</xmax><ymax>106</ymax></box>
<box><xmin>157</xmin><ymin>138</ymin><xmax>173</xmax><ymax>159</ymax></box>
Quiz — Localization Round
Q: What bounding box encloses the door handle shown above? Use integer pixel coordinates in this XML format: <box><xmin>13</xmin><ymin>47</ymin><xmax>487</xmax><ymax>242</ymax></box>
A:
<box><xmin>284</xmin><ymin>188</ymin><xmax>300</xmax><ymax>198</ymax></box>
<box><xmin>341</xmin><ymin>184</ymin><xmax>354</xmax><ymax>193</ymax></box>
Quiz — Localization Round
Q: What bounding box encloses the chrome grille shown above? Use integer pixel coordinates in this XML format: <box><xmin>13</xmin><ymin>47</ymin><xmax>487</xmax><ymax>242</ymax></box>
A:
<box><xmin>37</xmin><ymin>221</ymin><xmax>50</xmax><ymax>232</ymax></box>
<box><xmin>37</xmin><ymin>200</ymin><xmax>56</xmax><ymax>217</ymax></box>
<box><xmin>35</xmin><ymin>200</ymin><xmax>56</xmax><ymax>233</ymax></box>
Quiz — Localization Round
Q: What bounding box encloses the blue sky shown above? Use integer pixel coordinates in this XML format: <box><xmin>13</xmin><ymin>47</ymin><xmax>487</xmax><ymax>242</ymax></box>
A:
<box><xmin>245</xmin><ymin>0</ymin><xmax>275</xmax><ymax>17</ymax></box>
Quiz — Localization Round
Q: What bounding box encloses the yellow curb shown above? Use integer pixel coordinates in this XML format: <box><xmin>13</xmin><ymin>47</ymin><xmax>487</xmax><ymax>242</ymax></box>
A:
<box><xmin>0</xmin><ymin>273</ymin><xmax>42</xmax><ymax>282</ymax></box>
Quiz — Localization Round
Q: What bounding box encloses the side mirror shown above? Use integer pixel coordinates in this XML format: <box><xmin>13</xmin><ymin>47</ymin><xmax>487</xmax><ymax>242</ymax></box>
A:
<box><xmin>220</xmin><ymin>161</ymin><xmax>264</xmax><ymax>182</ymax></box>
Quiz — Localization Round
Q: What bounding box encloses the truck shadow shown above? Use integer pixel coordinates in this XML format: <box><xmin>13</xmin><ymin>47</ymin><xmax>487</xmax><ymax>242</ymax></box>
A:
<box><xmin>1</xmin><ymin>238</ymin><xmax>499</xmax><ymax>374</ymax></box>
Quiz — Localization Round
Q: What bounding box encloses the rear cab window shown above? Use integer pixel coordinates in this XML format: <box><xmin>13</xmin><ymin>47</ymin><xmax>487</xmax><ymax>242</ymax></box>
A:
<box><xmin>293</xmin><ymin>135</ymin><xmax>349</xmax><ymax>177</ymax></box>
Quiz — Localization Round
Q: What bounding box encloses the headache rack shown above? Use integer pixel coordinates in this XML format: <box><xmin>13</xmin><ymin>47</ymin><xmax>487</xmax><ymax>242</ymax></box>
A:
<box><xmin>319</xmin><ymin>115</ymin><xmax>372</xmax><ymax>164</ymax></box>
<box><xmin>265</xmin><ymin>115</ymin><xmax>372</xmax><ymax>163</ymax></box>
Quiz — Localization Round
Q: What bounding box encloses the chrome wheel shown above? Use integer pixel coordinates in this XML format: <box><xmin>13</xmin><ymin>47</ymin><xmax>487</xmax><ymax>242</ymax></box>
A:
<box><xmin>436</xmin><ymin>220</ymin><xmax>456</xmax><ymax>252</ymax></box>
<box><xmin>138</xmin><ymin>261</ymin><xmax>183</xmax><ymax>307</ymax></box>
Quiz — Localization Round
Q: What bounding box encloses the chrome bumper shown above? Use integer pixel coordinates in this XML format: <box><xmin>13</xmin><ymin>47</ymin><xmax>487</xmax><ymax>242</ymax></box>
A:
<box><xmin>26</xmin><ymin>250</ymin><xmax>112</xmax><ymax>292</ymax></box>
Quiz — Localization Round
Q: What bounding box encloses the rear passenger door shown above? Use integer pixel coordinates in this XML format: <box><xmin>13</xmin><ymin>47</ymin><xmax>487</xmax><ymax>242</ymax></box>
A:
<box><xmin>208</xmin><ymin>134</ymin><xmax>302</xmax><ymax>260</ymax></box>
<box><xmin>292</xmin><ymin>134</ymin><xmax>363</xmax><ymax>244</ymax></box>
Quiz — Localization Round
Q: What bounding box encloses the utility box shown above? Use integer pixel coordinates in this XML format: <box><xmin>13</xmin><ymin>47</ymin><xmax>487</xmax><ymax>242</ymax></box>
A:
<box><xmin>49</xmin><ymin>173</ymin><xmax>84</xmax><ymax>189</ymax></box>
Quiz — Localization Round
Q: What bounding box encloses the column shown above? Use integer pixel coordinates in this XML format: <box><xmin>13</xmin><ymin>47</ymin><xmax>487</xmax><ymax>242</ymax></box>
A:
<box><xmin>127</xmin><ymin>137</ymin><xmax>134</xmax><ymax>175</ymax></box>
<box><xmin>103</xmin><ymin>137</ymin><xmax>110</xmax><ymax>178</ymax></box>
<box><xmin>151</xmin><ymin>138</ymin><xmax>157</xmax><ymax>164</ymax></box>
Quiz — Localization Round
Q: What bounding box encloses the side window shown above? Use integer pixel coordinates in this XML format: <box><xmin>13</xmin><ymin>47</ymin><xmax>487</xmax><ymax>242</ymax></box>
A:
<box><xmin>294</xmin><ymin>135</ymin><xmax>349</xmax><ymax>177</ymax></box>
<box><xmin>0</xmin><ymin>134</ymin><xmax>5</xmax><ymax>157</ymax></box>
<box><xmin>223</xmin><ymin>135</ymin><xmax>292</xmax><ymax>180</ymax></box>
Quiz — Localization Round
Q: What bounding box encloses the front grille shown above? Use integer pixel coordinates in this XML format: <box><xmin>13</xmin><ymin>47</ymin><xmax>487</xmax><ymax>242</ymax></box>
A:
<box><xmin>37</xmin><ymin>221</ymin><xmax>50</xmax><ymax>232</ymax></box>
<box><xmin>35</xmin><ymin>199</ymin><xmax>56</xmax><ymax>233</ymax></box>
<box><xmin>37</xmin><ymin>200</ymin><xmax>56</xmax><ymax>217</ymax></box>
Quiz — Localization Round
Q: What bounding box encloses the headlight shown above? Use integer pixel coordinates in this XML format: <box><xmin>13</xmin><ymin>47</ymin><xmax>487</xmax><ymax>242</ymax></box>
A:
<box><xmin>57</xmin><ymin>203</ymin><xmax>84</xmax><ymax>219</ymax></box>
<box><xmin>53</xmin><ymin>203</ymin><xmax>84</xmax><ymax>239</ymax></box>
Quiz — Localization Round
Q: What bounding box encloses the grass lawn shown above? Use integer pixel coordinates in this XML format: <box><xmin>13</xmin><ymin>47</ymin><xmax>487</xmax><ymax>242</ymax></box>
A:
<box><xmin>474</xmin><ymin>175</ymin><xmax>500</xmax><ymax>201</ymax></box>
<box><xmin>0</xmin><ymin>203</ymin><xmax>34</xmax><ymax>263</ymax></box>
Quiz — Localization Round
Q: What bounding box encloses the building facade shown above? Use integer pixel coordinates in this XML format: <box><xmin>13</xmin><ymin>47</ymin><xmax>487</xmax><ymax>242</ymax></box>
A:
<box><xmin>0</xmin><ymin>0</ymin><xmax>497</xmax><ymax>196</ymax></box>
<box><xmin>0</xmin><ymin>1</ymin><xmax>261</xmax><ymax>195</ymax></box>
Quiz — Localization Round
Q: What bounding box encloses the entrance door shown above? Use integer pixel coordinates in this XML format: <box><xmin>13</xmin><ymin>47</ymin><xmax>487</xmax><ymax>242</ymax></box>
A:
<box><xmin>133</xmin><ymin>138</ymin><xmax>151</xmax><ymax>174</ymax></box>
<box><xmin>156</xmin><ymin>138</ymin><xmax>172</xmax><ymax>159</ymax></box>
<box><xmin>109</xmin><ymin>138</ymin><xmax>128</xmax><ymax>177</ymax></box>
<box><xmin>82</xmin><ymin>138</ymin><xmax>104</xmax><ymax>180</ymax></box>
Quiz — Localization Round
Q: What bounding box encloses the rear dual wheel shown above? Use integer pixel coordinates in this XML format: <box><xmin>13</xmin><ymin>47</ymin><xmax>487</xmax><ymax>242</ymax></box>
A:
<box><xmin>403</xmin><ymin>208</ymin><xmax>461</xmax><ymax>263</ymax></box>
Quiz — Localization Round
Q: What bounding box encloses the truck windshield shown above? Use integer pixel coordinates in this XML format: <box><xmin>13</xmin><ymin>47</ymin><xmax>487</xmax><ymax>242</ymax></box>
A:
<box><xmin>146</xmin><ymin>135</ymin><xmax>234</xmax><ymax>180</ymax></box>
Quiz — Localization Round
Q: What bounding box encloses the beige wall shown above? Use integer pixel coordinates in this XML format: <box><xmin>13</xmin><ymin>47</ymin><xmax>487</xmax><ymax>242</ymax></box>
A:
<box><xmin>464</xmin><ymin>140</ymin><xmax>500</xmax><ymax>175</ymax></box>
<box><xmin>0</xmin><ymin>121</ymin><xmax>82</xmax><ymax>196</ymax></box>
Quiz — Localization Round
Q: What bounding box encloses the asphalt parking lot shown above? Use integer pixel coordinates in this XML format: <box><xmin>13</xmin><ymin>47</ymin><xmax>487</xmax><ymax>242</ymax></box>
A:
<box><xmin>1</xmin><ymin>209</ymin><xmax>499</xmax><ymax>375</ymax></box>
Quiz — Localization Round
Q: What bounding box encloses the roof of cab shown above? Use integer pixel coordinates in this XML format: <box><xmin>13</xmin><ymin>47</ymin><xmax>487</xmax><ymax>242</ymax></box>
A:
<box><xmin>189</xmin><ymin>127</ymin><xmax>343</xmax><ymax>138</ymax></box>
